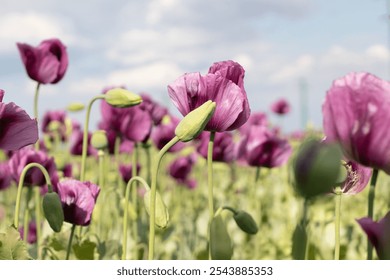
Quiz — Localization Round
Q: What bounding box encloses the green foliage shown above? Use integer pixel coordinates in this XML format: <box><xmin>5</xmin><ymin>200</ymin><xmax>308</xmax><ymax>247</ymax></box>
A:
<box><xmin>0</xmin><ymin>226</ymin><xmax>32</xmax><ymax>260</ymax></box>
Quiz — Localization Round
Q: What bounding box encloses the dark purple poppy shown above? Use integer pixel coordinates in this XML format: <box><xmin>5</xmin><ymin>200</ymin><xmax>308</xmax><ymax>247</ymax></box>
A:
<box><xmin>16</xmin><ymin>38</ymin><xmax>68</xmax><ymax>84</ymax></box>
<box><xmin>151</xmin><ymin>116</ymin><xmax>185</xmax><ymax>152</ymax></box>
<box><xmin>69</xmin><ymin>129</ymin><xmax>97</xmax><ymax>156</ymax></box>
<box><xmin>0</xmin><ymin>90</ymin><xmax>38</xmax><ymax>150</ymax></box>
<box><xmin>19</xmin><ymin>221</ymin><xmax>37</xmax><ymax>244</ymax></box>
<box><xmin>120</xmin><ymin>106</ymin><xmax>153</xmax><ymax>143</ymax></box>
<box><xmin>139</xmin><ymin>93</ymin><xmax>168</xmax><ymax>125</ymax></box>
<box><xmin>242</xmin><ymin>125</ymin><xmax>292</xmax><ymax>168</ymax></box>
<box><xmin>339</xmin><ymin>161</ymin><xmax>372</xmax><ymax>194</ymax></box>
<box><xmin>8</xmin><ymin>147</ymin><xmax>59</xmax><ymax>188</ymax></box>
<box><xmin>357</xmin><ymin>211</ymin><xmax>390</xmax><ymax>259</ymax></box>
<box><xmin>0</xmin><ymin>162</ymin><xmax>11</xmax><ymax>190</ymax></box>
<box><xmin>271</xmin><ymin>98</ymin><xmax>290</xmax><ymax>115</ymax></box>
<box><xmin>57</xmin><ymin>179</ymin><xmax>100</xmax><ymax>226</ymax></box>
<box><xmin>197</xmin><ymin>131</ymin><xmax>235</xmax><ymax>163</ymax></box>
<box><xmin>323</xmin><ymin>72</ymin><xmax>390</xmax><ymax>174</ymax></box>
<box><xmin>119</xmin><ymin>163</ymin><xmax>141</xmax><ymax>183</ymax></box>
<box><xmin>168</xmin><ymin>60</ymin><xmax>250</xmax><ymax>132</ymax></box>
<box><xmin>168</xmin><ymin>155</ymin><xmax>197</xmax><ymax>189</ymax></box>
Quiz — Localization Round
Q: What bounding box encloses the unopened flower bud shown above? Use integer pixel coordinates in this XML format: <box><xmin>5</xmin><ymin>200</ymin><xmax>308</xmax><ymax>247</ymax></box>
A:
<box><xmin>210</xmin><ymin>209</ymin><xmax>233</xmax><ymax>260</ymax></box>
<box><xmin>293</xmin><ymin>139</ymin><xmax>342</xmax><ymax>199</ymax></box>
<box><xmin>175</xmin><ymin>100</ymin><xmax>216</xmax><ymax>142</ymax></box>
<box><xmin>91</xmin><ymin>130</ymin><xmax>108</xmax><ymax>150</ymax></box>
<box><xmin>233</xmin><ymin>210</ymin><xmax>258</xmax><ymax>235</ymax></box>
<box><xmin>104</xmin><ymin>88</ymin><xmax>142</xmax><ymax>108</ymax></box>
<box><xmin>42</xmin><ymin>192</ymin><xmax>64</xmax><ymax>232</ymax></box>
<box><xmin>47</xmin><ymin>120</ymin><xmax>61</xmax><ymax>132</ymax></box>
<box><xmin>66</xmin><ymin>102</ymin><xmax>85</xmax><ymax>112</ymax></box>
<box><xmin>144</xmin><ymin>190</ymin><xmax>169</xmax><ymax>228</ymax></box>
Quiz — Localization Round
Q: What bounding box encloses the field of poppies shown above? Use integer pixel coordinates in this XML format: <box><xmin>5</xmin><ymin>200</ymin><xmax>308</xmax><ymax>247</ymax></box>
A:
<box><xmin>1</xmin><ymin>38</ymin><xmax>390</xmax><ymax>261</ymax></box>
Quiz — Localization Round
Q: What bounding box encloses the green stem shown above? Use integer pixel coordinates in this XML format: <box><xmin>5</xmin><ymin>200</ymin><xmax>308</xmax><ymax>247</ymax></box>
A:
<box><xmin>114</xmin><ymin>136</ymin><xmax>121</xmax><ymax>187</ymax></box>
<box><xmin>254</xmin><ymin>167</ymin><xmax>261</xmax><ymax>260</ymax></box>
<box><xmin>13</xmin><ymin>163</ymin><xmax>53</xmax><ymax>229</ymax></box>
<box><xmin>334</xmin><ymin>187</ymin><xmax>342</xmax><ymax>260</ymax></box>
<box><xmin>367</xmin><ymin>168</ymin><xmax>379</xmax><ymax>260</ymax></box>
<box><xmin>34</xmin><ymin>83</ymin><xmax>41</xmax><ymax>150</ymax></box>
<box><xmin>23</xmin><ymin>188</ymin><xmax>33</xmax><ymax>242</ymax></box>
<box><xmin>131</xmin><ymin>143</ymin><xmax>138</xmax><ymax>259</ymax></box>
<box><xmin>66</xmin><ymin>224</ymin><xmax>76</xmax><ymax>260</ymax></box>
<box><xmin>80</xmin><ymin>95</ymin><xmax>105</xmax><ymax>181</ymax></box>
<box><xmin>34</xmin><ymin>187</ymin><xmax>42</xmax><ymax>259</ymax></box>
<box><xmin>143</xmin><ymin>143</ymin><xmax>152</xmax><ymax>184</ymax></box>
<box><xmin>303</xmin><ymin>199</ymin><xmax>309</xmax><ymax>260</ymax></box>
<box><xmin>207</xmin><ymin>131</ymin><xmax>216</xmax><ymax>260</ymax></box>
<box><xmin>98</xmin><ymin>150</ymin><xmax>105</xmax><ymax>188</ymax></box>
<box><xmin>222</xmin><ymin>206</ymin><xmax>238</xmax><ymax>215</ymax></box>
<box><xmin>148</xmin><ymin>136</ymin><xmax>179</xmax><ymax>260</ymax></box>
<box><xmin>122</xmin><ymin>176</ymin><xmax>150</xmax><ymax>260</ymax></box>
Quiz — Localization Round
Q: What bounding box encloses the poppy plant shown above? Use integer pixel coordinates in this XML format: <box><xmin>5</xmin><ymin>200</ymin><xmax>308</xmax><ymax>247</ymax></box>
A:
<box><xmin>322</xmin><ymin>72</ymin><xmax>390</xmax><ymax>174</ymax></box>
<box><xmin>167</xmin><ymin>60</ymin><xmax>250</xmax><ymax>132</ymax></box>
<box><xmin>0</xmin><ymin>90</ymin><xmax>38</xmax><ymax>150</ymax></box>
<box><xmin>271</xmin><ymin>98</ymin><xmax>291</xmax><ymax>115</ymax></box>
<box><xmin>16</xmin><ymin>38</ymin><xmax>68</xmax><ymax>84</ymax></box>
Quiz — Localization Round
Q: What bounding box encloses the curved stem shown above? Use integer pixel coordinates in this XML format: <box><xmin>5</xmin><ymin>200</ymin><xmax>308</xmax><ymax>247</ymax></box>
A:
<box><xmin>334</xmin><ymin>187</ymin><xmax>342</xmax><ymax>260</ymax></box>
<box><xmin>66</xmin><ymin>224</ymin><xmax>76</xmax><ymax>260</ymax></box>
<box><xmin>222</xmin><ymin>206</ymin><xmax>238</xmax><ymax>215</ymax></box>
<box><xmin>207</xmin><ymin>131</ymin><xmax>216</xmax><ymax>260</ymax></box>
<box><xmin>80</xmin><ymin>95</ymin><xmax>105</xmax><ymax>181</ymax></box>
<box><xmin>122</xmin><ymin>176</ymin><xmax>150</xmax><ymax>260</ymax></box>
<box><xmin>34</xmin><ymin>83</ymin><xmax>41</xmax><ymax>150</ymax></box>
<box><xmin>148</xmin><ymin>136</ymin><xmax>179</xmax><ymax>260</ymax></box>
<box><xmin>367</xmin><ymin>168</ymin><xmax>379</xmax><ymax>260</ymax></box>
<box><xmin>13</xmin><ymin>163</ymin><xmax>53</xmax><ymax>229</ymax></box>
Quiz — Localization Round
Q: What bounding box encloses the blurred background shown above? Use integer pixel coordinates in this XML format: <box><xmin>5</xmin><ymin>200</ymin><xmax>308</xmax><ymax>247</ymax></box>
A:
<box><xmin>0</xmin><ymin>0</ymin><xmax>388</xmax><ymax>132</ymax></box>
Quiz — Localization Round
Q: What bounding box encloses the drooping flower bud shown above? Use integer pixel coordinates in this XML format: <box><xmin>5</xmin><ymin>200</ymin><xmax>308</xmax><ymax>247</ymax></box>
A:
<box><xmin>232</xmin><ymin>210</ymin><xmax>258</xmax><ymax>235</ymax></box>
<box><xmin>91</xmin><ymin>130</ymin><xmax>108</xmax><ymax>150</ymax></box>
<box><xmin>175</xmin><ymin>100</ymin><xmax>216</xmax><ymax>142</ymax></box>
<box><xmin>144</xmin><ymin>190</ymin><xmax>169</xmax><ymax>229</ymax></box>
<box><xmin>292</xmin><ymin>139</ymin><xmax>342</xmax><ymax>199</ymax></box>
<box><xmin>210</xmin><ymin>209</ymin><xmax>233</xmax><ymax>260</ymax></box>
<box><xmin>42</xmin><ymin>191</ymin><xmax>64</xmax><ymax>232</ymax></box>
<box><xmin>104</xmin><ymin>88</ymin><xmax>142</xmax><ymax>108</ymax></box>
<box><xmin>66</xmin><ymin>102</ymin><xmax>85</xmax><ymax>112</ymax></box>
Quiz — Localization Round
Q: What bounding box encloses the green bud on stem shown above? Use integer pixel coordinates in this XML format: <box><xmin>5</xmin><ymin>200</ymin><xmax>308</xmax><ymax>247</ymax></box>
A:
<box><xmin>104</xmin><ymin>88</ymin><xmax>142</xmax><ymax>108</ymax></box>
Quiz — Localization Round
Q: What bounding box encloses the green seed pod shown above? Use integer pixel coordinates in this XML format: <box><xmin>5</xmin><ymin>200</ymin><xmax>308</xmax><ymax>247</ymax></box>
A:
<box><xmin>42</xmin><ymin>192</ymin><xmax>64</xmax><ymax>233</ymax></box>
<box><xmin>66</xmin><ymin>102</ymin><xmax>85</xmax><ymax>112</ymax></box>
<box><xmin>105</xmin><ymin>88</ymin><xmax>142</xmax><ymax>108</ymax></box>
<box><xmin>292</xmin><ymin>139</ymin><xmax>342</xmax><ymax>199</ymax></box>
<box><xmin>91</xmin><ymin>130</ymin><xmax>108</xmax><ymax>150</ymax></box>
<box><xmin>233</xmin><ymin>210</ymin><xmax>258</xmax><ymax>235</ymax></box>
<box><xmin>144</xmin><ymin>190</ymin><xmax>169</xmax><ymax>229</ymax></box>
<box><xmin>175</xmin><ymin>100</ymin><xmax>216</xmax><ymax>142</ymax></box>
<box><xmin>210</xmin><ymin>212</ymin><xmax>233</xmax><ymax>260</ymax></box>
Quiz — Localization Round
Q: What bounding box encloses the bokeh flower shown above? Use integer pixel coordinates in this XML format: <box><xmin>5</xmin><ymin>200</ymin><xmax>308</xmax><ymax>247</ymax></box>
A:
<box><xmin>151</xmin><ymin>116</ymin><xmax>185</xmax><ymax>152</ymax></box>
<box><xmin>322</xmin><ymin>72</ymin><xmax>390</xmax><ymax>174</ymax></box>
<box><xmin>19</xmin><ymin>221</ymin><xmax>37</xmax><ymax>244</ymax></box>
<box><xmin>357</xmin><ymin>211</ymin><xmax>390</xmax><ymax>260</ymax></box>
<box><xmin>271</xmin><ymin>98</ymin><xmax>290</xmax><ymax>115</ymax></box>
<box><xmin>57</xmin><ymin>179</ymin><xmax>100</xmax><ymax>226</ymax></box>
<box><xmin>197</xmin><ymin>131</ymin><xmax>235</xmax><ymax>163</ymax></box>
<box><xmin>168</xmin><ymin>155</ymin><xmax>197</xmax><ymax>189</ymax></box>
<box><xmin>0</xmin><ymin>162</ymin><xmax>12</xmax><ymax>191</ymax></box>
<box><xmin>119</xmin><ymin>163</ymin><xmax>141</xmax><ymax>183</ymax></box>
<box><xmin>0</xmin><ymin>89</ymin><xmax>38</xmax><ymax>150</ymax></box>
<box><xmin>16</xmin><ymin>38</ymin><xmax>68</xmax><ymax>84</ymax></box>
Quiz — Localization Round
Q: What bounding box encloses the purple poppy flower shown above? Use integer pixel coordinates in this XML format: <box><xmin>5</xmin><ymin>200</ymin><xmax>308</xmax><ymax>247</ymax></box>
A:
<box><xmin>168</xmin><ymin>60</ymin><xmax>250</xmax><ymax>132</ymax></box>
<box><xmin>57</xmin><ymin>179</ymin><xmax>100</xmax><ymax>226</ymax></box>
<box><xmin>168</xmin><ymin>155</ymin><xmax>197</xmax><ymax>189</ymax></box>
<box><xmin>139</xmin><ymin>93</ymin><xmax>168</xmax><ymax>125</ymax></box>
<box><xmin>19</xmin><ymin>221</ymin><xmax>37</xmax><ymax>244</ymax></box>
<box><xmin>242</xmin><ymin>125</ymin><xmax>292</xmax><ymax>168</ymax></box>
<box><xmin>69</xmin><ymin>129</ymin><xmax>97</xmax><ymax>156</ymax></box>
<box><xmin>339</xmin><ymin>161</ymin><xmax>372</xmax><ymax>194</ymax></box>
<box><xmin>8</xmin><ymin>147</ymin><xmax>59</xmax><ymax>188</ymax></box>
<box><xmin>119</xmin><ymin>163</ymin><xmax>141</xmax><ymax>183</ymax></box>
<box><xmin>357</xmin><ymin>211</ymin><xmax>390</xmax><ymax>259</ymax></box>
<box><xmin>120</xmin><ymin>106</ymin><xmax>153</xmax><ymax>143</ymax></box>
<box><xmin>0</xmin><ymin>162</ymin><xmax>12</xmax><ymax>190</ymax></box>
<box><xmin>16</xmin><ymin>38</ymin><xmax>68</xmax><ymax>84</ymax></box>
<box><xmin>271</xmin><ymin>98</ymin><xmax>290</xmax><ymax>115</ymax></box>
<box><xmin>323</xmin><ymin>72</ymin><xmax>390</xmax><ymax>174</ymax></box>
<box><xmin>197</xmin><ymin>131</ymin><xmax>235</xmax><ymax>163</ymax></box>
<box><xmin>151</xmin><ymin>116</ymin><xmax>185</xmax><ymax>152</ymax></box>
<box><xmin>0</xmin><ymin>90</ymin><xmax>38</xmax><ymax>150</ymax></box>
<box><xmin>41</xmin><ymin>110</ymin><xmax>68</xmax><ymax>141</ymax></box>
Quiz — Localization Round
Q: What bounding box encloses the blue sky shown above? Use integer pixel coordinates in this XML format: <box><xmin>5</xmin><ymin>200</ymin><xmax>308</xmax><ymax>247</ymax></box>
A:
<box><xmin>0</xmin><ymin>0</ymin><xmax>389</xmax><ymax>133</ymax></box>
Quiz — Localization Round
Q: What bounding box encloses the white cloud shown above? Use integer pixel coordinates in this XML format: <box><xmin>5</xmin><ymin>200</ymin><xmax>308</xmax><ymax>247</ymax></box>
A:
<box><xmin>0</xmin><ymin>12</ymin><xmax>77</xmax><ymax>53</ymax></box>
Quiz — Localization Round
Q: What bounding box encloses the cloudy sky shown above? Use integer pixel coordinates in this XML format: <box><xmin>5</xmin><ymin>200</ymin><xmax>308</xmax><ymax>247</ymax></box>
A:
<box><xmin>0</xmin><ymin>0</ymin><xmax>389</xmax><ymax>133</ymax></box>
